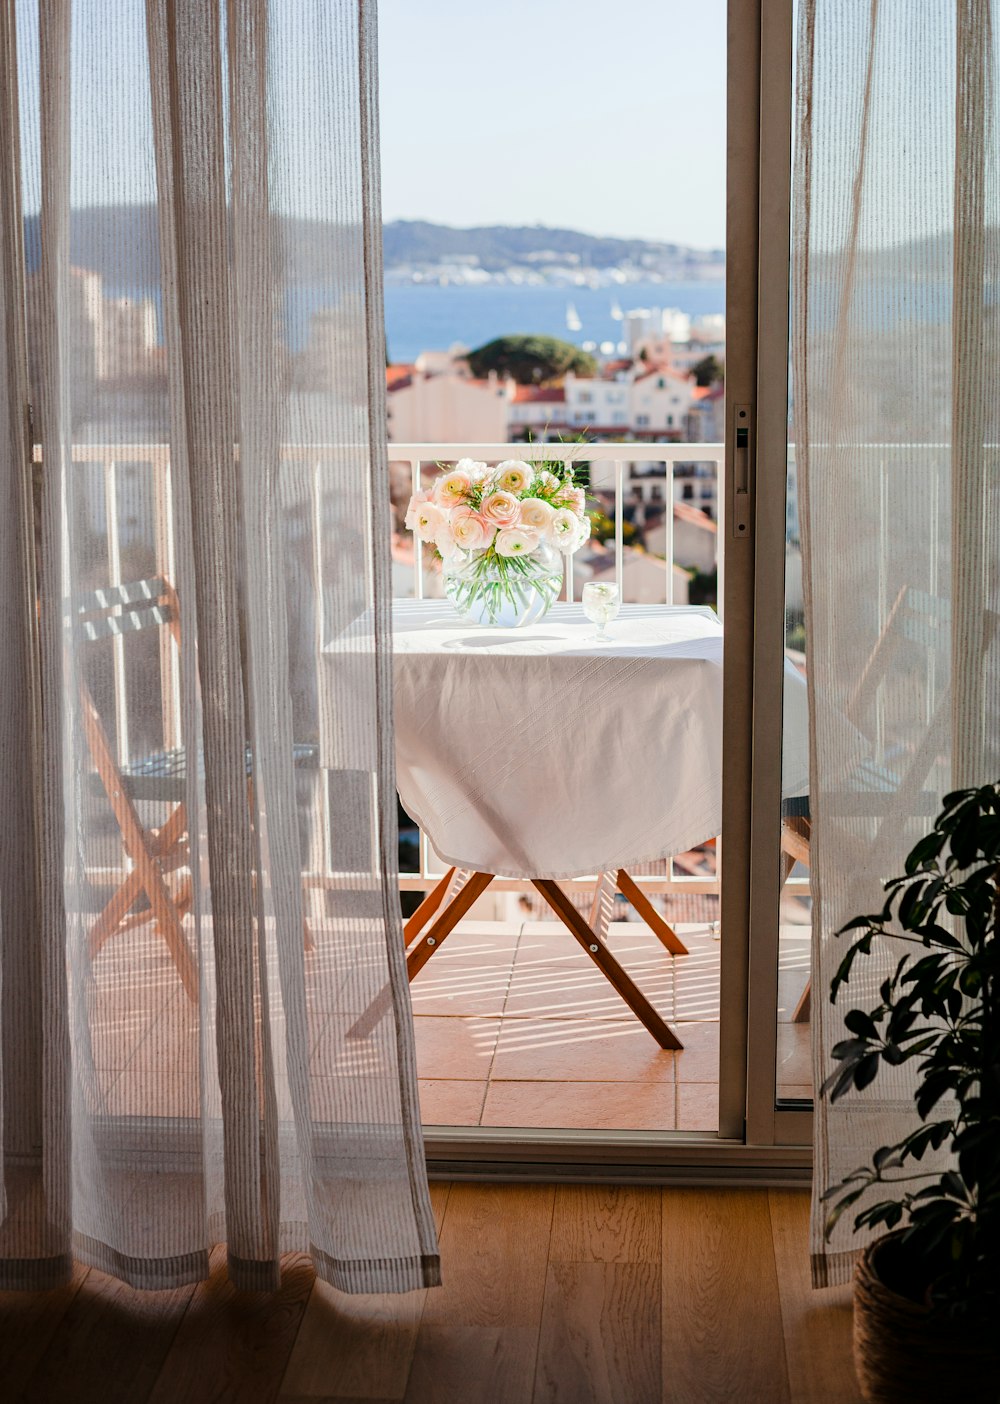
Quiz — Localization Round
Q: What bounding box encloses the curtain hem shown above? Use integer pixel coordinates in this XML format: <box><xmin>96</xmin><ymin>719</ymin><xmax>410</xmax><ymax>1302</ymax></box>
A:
<box><xmin>811</xmin><ymin>1246</ymin><xmax>858</xmax><ymax>1290</ymax></box>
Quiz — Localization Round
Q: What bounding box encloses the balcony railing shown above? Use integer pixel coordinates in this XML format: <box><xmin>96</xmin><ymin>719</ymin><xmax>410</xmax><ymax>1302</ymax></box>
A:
<box><xmin>48</xmin><ymin>439</ymin><xmax>728</xmax><ymax>902</ymax></box>
<box><xmin>390</xmin><ymin>441</ymin><xmax>724</xmax><ymax>612</ymax></box>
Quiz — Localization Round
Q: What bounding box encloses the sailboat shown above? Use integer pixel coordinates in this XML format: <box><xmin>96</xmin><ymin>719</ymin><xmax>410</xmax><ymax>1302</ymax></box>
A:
<box><xmin>566</xmin><ymin>302</ymin><xmax>582</xmax><ymax>332</ymax></box>
<box><xmin>610</xmin><ymin>298</ymin><xmax>623</xmax><ymax>321</ymax></box>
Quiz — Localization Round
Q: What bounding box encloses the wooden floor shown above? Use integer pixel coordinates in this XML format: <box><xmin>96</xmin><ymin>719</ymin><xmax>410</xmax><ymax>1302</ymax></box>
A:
<box><xmin>0</xmin><ymin>1186</ymin><xmax>861</xmax><ymax>1403</ymax></box>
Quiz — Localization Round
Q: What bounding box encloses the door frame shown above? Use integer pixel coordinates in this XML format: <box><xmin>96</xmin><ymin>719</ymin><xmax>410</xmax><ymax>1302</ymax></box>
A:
<box><xmin>420</xmin><ymin>0</ymin><xmax>812</xmax><ymax>1172</ymax></box>
<box><xmin>744</xmin><ymin>0</ymin><xmax>810</xmax><ymax>1147</ymax></box>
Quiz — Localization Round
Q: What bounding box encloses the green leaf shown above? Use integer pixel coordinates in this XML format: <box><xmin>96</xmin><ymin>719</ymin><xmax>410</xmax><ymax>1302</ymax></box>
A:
<box><xmin>854</xmin><ymin>1054</ymin><xmax>880</xmax><ymax>1091</ymax></box>
<box><xmin>844</xmin><ymin>1009</ymin><xmax>879</xmax><ymax>1039</ymax></box>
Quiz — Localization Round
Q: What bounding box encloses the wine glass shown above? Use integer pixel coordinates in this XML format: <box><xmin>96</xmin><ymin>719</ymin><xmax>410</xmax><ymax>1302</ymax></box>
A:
<box><xmin>581</xmin><ymin>581</ymin><xmax>620</xmax><ymax>643</ymax></box>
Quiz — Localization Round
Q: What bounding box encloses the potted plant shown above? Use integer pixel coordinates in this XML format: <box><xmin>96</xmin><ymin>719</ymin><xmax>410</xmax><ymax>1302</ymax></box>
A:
<box><xmin>822</xmin><ymin>781</ymin><xmax>1000</xmax><ymax>1403</ymax></box>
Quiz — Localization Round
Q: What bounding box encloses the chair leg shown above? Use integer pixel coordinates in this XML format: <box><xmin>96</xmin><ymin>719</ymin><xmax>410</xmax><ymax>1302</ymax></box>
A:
<box><xmin>89</xmin><ymin>867</ymin><xmax>146</xmax><ymax>958</ymax></box>
<box><xmin>531</xmin><ymin>879</ymin><xmax>683</xmax><ymax>1050</ymax></box>
<box><xmin>87</xmin><ymin>803</ymin><xmax>191</xmax><ymax>961</ymax></box>
<box><xmin>792</xmin><ymin>980</ymin><xmax>812</xmax><ymax>1023</ymax></box>
<box><xmin>615</xmin><ymin>869</ymin><xmax>688</xmax><ymax>955</ymax></box>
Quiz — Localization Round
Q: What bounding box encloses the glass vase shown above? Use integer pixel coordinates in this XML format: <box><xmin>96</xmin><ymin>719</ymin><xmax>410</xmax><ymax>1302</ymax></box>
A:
<box><xmin>443</xmin><ymin>540</ymin><xmax>563</xmax><ymax>627</ymax></box>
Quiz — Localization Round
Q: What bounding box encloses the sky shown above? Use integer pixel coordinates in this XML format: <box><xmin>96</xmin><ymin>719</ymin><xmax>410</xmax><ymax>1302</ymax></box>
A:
<box><xmin>377</xmin><ymin>0</ymin><xmax>727</xmax><ymax>249</ymax></box>
<box><xmin>15</xmin><ymin>0</ymin><xmax>728</xmax><ymax>249</ymax></box>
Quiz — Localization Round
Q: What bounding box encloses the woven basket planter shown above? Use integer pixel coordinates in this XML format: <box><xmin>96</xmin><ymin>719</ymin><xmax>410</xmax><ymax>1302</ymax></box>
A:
<box><xmin>853</xmin><ymin>1233</ymin><xmax>1000</xmax><ymax>1403</ymax></box>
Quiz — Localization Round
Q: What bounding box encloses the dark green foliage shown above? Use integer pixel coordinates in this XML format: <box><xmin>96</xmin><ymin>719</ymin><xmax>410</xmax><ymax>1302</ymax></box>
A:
<box><xmin>687</xmin><ymin>568</ymin><xmax>718</xmax><ymax>607</ymax></box>
<box><xmin>822</xmin><ymin>783</ymin><xmax>1000</xmax><ymax>1319</ymax></box>
<box><xmin>691</xmin><ymin>354</ymin><xmax>723</xmax><ymax>388</ymax></box>
<box><xmin>466</xmin><ymin>335</ymin><xmax>598</xmax><ymax>386</ymax></box>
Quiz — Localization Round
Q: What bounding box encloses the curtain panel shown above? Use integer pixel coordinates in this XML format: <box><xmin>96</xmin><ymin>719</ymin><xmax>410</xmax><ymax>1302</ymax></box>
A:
<box><xmin>795</xmin><ymin>0</ymin><xmax>1000</xmax><ymax>1287</ymax></box>
<box><xmin>0</xmin><ymin>0</ymin><xmax>439</xmax><ymax>1294</ymax></box>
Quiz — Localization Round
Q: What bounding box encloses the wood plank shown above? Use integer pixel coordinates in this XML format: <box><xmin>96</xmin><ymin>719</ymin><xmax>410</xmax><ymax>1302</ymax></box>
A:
<box><xmin>534</xmin><ymin>1261</ymin><xmax>660</xmax><ymax>1404</ymax></box>
<box><xmin>15</xmin><ymin>1264</ymin><xmax>195</xmax><ymax>1404</ymax></box>
<box><xmin>281</xmin><ymin>1397</ymin><xmax>399</xmax><ymax>1404</ymax></box>
<box><xmin>0</xmin><ymin>1261</ymin><xmax>91</xmax><ymax>1399</ymax></box>
<box><xmin>549</xmin><ymin>1185</ymin><xmax>661</xmax><ymax>1265</ymax></box>
<box><xmin>279</xmin><ymin>1280</ymin><xmax>424</xmax><ymax>1401</ymax></box>
<box><xmin>661</xmin><ymin>1188</ymin><xmax>790</xmax><ymax>1404</ymax></box>
<box><xmin>419</xmin><ymin>1183</ymin><xmax>554</xmax><ymax>1330</ymax></box>
<box><xmin>281</xmin><ymin>1398</ymin><xmax>399</xmax><ymax>1404</ymax></box>
<box><xmin>768</xmin><ymin>1191</ymin><xmax>861</xmax><ymax>1404</ymax></box>
<box><xmin>403</xmin><ymin>1326</ymin><xmax>540</xmax><ymax>1404</ymax></box>
<box><xmin>428</xmin><ymin>1180</ymin><xmax>450</xmax><ymax>1235</ymax></box>
<box><xmin>402</xmin><ymin>1185</ymin><xmax>553</xmax><ymax>1402</ymax></box>
<box><xmin>148</xmin><ymin>1248</ymin><xmax>313</xmax><ymax>1404</ymax></box>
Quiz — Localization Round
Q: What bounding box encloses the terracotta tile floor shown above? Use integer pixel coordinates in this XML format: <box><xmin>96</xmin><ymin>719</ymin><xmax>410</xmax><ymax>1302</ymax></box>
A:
<box><xmin>413</xmin><ymin>920</ymin><xmax>813</xmax><ymax>1132</ymax></box>
<box><xmin>84</xmin><ymin>914</ymin><xmax>811</xmax><ymax>1134</ymax></box>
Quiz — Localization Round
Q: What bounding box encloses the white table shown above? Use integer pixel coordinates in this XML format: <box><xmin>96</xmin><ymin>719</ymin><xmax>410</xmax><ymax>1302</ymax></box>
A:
<box><xmin>323</xmin><ymin>600</ymin><xmax>810</xmax><ymax>1048</ymax></box>
<box><xmin>386</xmin><ymin>600</ymin><xmax>809</xmax><ymax>878</ymax></box>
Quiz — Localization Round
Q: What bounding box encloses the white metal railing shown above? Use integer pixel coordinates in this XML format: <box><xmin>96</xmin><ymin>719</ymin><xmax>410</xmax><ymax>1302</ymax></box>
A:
<box><xmin>390</xmin><ymin>441</ymin><xmax>724</xmax><ymax>616</ymax></box>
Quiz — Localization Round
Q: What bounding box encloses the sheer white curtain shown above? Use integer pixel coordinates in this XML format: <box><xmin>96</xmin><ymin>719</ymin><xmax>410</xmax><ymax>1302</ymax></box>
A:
<box><xmin>794</xmin><ymin>0</ymin><xmax>1000</xmax><ymax>1286</ymax></box>
<box><xmin>0</xmin><ymin>0</ymin><xmax>440</xmax><ymax>1293</ymax></box>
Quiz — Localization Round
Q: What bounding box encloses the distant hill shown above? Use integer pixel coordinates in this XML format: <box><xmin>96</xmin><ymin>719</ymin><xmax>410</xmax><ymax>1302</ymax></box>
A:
<box><xmin>381</xmin><ymin>220</ymin><xmax>724</xmax><ymax>273</ymax></box>
<box><xmin>23</xmin><ymin>206</ymin><xmax>724</xmax><ymax>285</ymax></box>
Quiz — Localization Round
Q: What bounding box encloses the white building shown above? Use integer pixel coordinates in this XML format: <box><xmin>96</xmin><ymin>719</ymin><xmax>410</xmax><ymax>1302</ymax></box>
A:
<box><xmin>98</xmin><ymin>295</ymin><xmax>158</xmax><ymax>381</ymax></box>
<box><xmin>386</xmin><ymin>349</ymin><xmax>509</xmax><ymax>444</ymax></box>
<box><xmin>506</xmin><ymin>384</ymin><xmax>569</xmax><ymax>441</ymax></box>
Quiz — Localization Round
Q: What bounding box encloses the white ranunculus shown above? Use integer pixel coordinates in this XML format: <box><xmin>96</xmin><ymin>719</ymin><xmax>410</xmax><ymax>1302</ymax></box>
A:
<box><xmin>496</xmin><ymin>459</ymin><xmax>533</xmax><ymax>494</ymax></box>
<box><xmin>495</xmin><ymin>526</ymin><xmax>540</xmax><ymax>558</ymax></box>
<box><xmin>550</xmin><ymin>507</ymin><xmax>582</xmax><ymax>552</ymax></box>
<box><xmin>518</xmin><ymin>497</ymin><xmax>556</xmax><ymax>534</ymax></box>
<box><xmin>456</xmin><ymin>457</ymin><xmax>489</xmax><ymax>482</ymax></box>
<box><xmin>413</xmin><ymin>502</ymin><xmax>446</xmax><ymax>542</ymax></box>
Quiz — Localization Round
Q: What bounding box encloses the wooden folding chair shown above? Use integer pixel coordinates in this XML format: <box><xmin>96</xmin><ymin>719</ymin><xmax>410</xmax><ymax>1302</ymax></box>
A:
<box><xmin>779</xmin><ymin>589</ymin><xmax>997</xmax><ymax>1023</ymax></box>
<box><xmin>75</xmin><ymin>578</ymin><xmax>199</xmax><ymax>1001</ymax></box>
<box><xmin>75</xmin><ymin>576</ymin><xmax>319</xmax><ymax>1003</ymax></box>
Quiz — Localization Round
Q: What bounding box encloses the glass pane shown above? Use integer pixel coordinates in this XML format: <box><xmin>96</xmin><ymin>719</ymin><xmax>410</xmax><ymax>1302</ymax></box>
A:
<box><xmin>378</xmin><ymin>0</ymin><xmax>729</xmax><ymax>1133</ymax></box>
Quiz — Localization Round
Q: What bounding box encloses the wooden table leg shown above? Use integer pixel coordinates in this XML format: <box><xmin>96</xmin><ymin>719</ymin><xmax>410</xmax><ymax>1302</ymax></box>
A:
<box><xmin>615</xmin><ymin>869</ymin><xmax>688</xmax><ymax>955</ymax></box>
<box><xmin>347</xmin><ymin>872</ymin><xmax>495</xmax><ymax>1039</ymax></box>
<box><xmin>405</xmin><ymin>872</ymin><xmax>495</xmax><ymax>980</ymax></box>
<box><xmin>531</xmin><ymin>879</ymin><xmax>683</xmax><ymax>1051</ymax></box>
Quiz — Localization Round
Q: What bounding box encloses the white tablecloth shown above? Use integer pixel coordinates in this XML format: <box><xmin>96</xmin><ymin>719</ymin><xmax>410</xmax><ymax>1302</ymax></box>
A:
<box><xmin>325</xmin><ymin>600</ymin><xmax>809</xmax><ymax>881</ymax></box>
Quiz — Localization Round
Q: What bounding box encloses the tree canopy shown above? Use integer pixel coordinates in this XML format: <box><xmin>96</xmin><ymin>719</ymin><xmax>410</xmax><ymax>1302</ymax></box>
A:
<box><xmin>691</xmin><ymin>354</ymin><xmax>723</xmax><ymax>388</ymax></box>
<box><xmin>467</xmin><ymin>335</ymin><xmax>598</xmax><ymax>386</ymax></box>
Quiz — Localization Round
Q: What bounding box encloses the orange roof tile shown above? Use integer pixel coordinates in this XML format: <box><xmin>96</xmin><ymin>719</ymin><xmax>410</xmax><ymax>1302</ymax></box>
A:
<box><xmin>386</xmin><ymin>364</ymin><xmax>415</xmax><ymax>390</ymax></box>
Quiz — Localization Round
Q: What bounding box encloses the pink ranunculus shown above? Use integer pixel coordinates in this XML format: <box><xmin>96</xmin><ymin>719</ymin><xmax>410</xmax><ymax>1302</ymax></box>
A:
<box><xmin>435</xmin><ymin>520</ymin><xmax>459</xmax><ymax>559</ymax></box>
<box><xmin>480</xmin><ymin>489</ymin><xmax>522</xmax><ymax>528</ymax></box>
<box><xmin>494</xmin><ymin>526</ymin><xmax>540</xmax><ymax>558</ymax></box>
<box><xmin>404</xmin><ymin>488</ymin><xmax>433</xmax><ymax>530</ymax></box>
<box><xmin>434</xmin><ymin>470</ymin><xmax>473</xmax><ymax>506</ymax></box>
<box><xmin>555</xmin><ymin>485</ymin><xmax>586</xmax><ymax>515</ymax></box>
<box><xmin>451</xmin><ymin>506</ymin><xmax>496</xmax><ymax>552</ymax></box>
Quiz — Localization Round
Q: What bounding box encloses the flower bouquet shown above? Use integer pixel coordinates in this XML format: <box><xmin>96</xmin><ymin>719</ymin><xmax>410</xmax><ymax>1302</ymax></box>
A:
<box><xmin>405</xmin><ymin>457</ymin><xmax>591</xmax><ymax>627</ymax></box>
